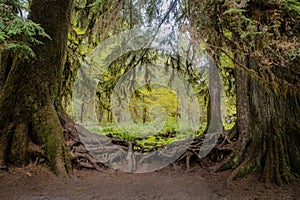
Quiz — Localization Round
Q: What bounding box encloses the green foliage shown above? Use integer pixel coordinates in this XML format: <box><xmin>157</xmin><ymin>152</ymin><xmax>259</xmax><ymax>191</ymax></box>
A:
<box><xmin>0</xmin><ymin>0</ymin><xmax>50</xmax><ymax>59</ymax></box>
<box><xmin>129</xmin><ymin>86</ymin><xmax>179</xmax><ymax>123</ymax></box>
<box><xmin>87</xmin><ymin>118</ymin><xmax>189</xmax><ymax>153</ymax></box>
<box><xmin>284</xmin><ymin>0</ymin><xmax>300</xmax><ymax>16</ymax></box>
<box><xmin>1</xmin><ymin>0</ymin><xmax>26</xmax><ymax>15</ymax></box>
<box><xmin>189</xmin><ymin>0</ymin><xmax>300</xmax><ymax>94</ymax></box>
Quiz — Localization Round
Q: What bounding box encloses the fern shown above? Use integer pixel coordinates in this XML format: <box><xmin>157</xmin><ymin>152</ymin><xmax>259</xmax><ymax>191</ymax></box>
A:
<box><xmin>0</xmin><ymin>0</ymin><xmax>51</xmax><ymax>59</ymax></box>
<box><xmin>3</xmin><ymin>42</ymin><xmax>35</xmax><ymax>58</ymax></box>
<box><xmin>284</xmin><ymin>0</ymin><xmax>300</xmax><ymax>16</ymax></box>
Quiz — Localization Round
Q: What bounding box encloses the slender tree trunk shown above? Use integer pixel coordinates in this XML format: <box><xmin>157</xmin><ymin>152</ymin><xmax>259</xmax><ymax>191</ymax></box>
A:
<box><xmin>0</xmin><ymin>0</ymin><xmax>73</xmax><ymax>174</ymax></box>
<box><xmin>206</xmin><ymin>55</ymin><xmax>223</xmax><ymax>134</ymax></box>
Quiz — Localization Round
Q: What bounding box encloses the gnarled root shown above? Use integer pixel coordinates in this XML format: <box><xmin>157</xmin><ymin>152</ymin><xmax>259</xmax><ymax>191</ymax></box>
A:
<box><xmin>60</xmin><ymin>113</ymin><xmax>105</xmax><ymax>172</ymax></box>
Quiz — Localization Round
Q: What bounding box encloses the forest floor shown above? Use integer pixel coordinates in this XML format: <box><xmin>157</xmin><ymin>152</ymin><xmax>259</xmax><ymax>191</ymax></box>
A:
<box><xmin>0</xmin><ymin>163</ymin><xmax>299</xmax><ymax>200</ymax></box>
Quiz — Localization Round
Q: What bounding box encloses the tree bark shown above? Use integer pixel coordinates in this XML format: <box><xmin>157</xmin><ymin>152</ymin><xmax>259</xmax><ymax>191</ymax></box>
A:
<box><xmin>0</xmin><ymin>0</ymin><xmax>73</xmax><ymax>175</ymax></box>
<box><xmin>230</xmin><ymin>55</ymin><xmax>300</xmax><ymax>185</ymax></box>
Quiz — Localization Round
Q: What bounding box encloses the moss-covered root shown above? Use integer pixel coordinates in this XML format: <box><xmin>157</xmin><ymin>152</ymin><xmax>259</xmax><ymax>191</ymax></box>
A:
<box><xmin>32</xmin><ymin>103</ymin><xmax>70</xmax><ymax>176</ymax></box>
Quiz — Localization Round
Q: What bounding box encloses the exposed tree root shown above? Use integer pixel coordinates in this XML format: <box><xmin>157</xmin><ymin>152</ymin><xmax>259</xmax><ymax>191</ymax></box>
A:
<box><xmin>59</xmin><ymin>113</ymin><xmax>105</xmax><ymax>172</ymax></box>
<box><xmin>225</xmin><ymin>141</ymin><xmax>257</xmax><ymax>187</ymax></box>
<box><xmin>178</xmin><ymin>123</ymin><xmax>260</xmax><ymax>186</ymax></box>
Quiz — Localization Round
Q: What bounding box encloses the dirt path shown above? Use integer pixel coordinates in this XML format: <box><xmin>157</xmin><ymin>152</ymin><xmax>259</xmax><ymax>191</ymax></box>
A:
<box><xmin>0</xmin><ymin>164</ymin><xmax>299</xmax><ymax>200</ymax></box>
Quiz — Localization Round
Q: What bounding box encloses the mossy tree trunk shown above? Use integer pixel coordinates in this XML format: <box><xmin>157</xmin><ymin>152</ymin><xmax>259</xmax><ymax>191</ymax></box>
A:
<box><xmin>233</xmin><ymin>55</ymin><xmax>300</xmax><ymax>185</ymax></box>
<box><xmin>0</xmin><ymin>0</ymin><xmax>73</xmax><ymax>175</ymax></box>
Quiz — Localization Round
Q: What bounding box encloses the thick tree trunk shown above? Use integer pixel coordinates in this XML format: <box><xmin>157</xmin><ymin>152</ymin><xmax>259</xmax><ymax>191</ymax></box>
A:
<box><xmin>0</xmin><ymin>0</ymin><xmax>73</xmax><ymax>174</ymax></box>
<box><xmin>243</xmin><ymin>56</ymin><xmax>300</xmax><ymax>185</ymax></box>
<box><xmin>224</xmin><ymin>55</ymin><xmax>300</xmax><ymax>185</ymax></box>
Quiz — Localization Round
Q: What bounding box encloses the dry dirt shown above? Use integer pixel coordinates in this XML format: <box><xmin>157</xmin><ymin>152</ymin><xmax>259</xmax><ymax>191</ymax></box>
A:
<box><xmin>0</xmin><ymin>164</ymin><xmax>299</xmax><ymax>200</ymax></box>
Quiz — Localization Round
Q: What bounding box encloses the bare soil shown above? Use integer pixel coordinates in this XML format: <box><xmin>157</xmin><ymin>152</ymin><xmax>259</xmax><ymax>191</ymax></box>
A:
<box><xmin>0</xmin><ymin>164</ymin><xmax>299</xmax><ymax>200</ymax></box>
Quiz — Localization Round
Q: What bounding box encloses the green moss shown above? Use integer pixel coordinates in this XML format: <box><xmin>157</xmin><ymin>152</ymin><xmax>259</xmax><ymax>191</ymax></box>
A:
<box><xmin>32</xmin><ymin>103</ymin><xmax>67</xmax><ymax>174</ymax></box>
<box><xmin>239</xmin><ymin>161</ymin><xmax>257</xmax><ymax>177</ymax></box>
